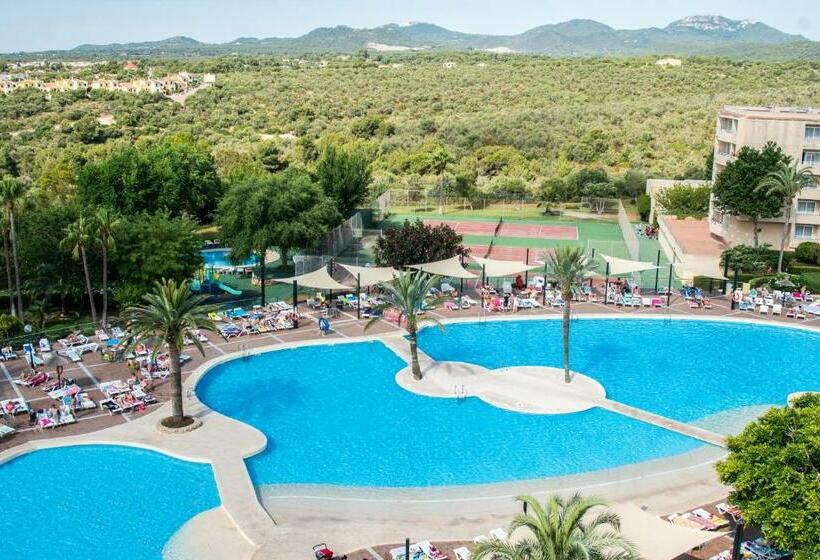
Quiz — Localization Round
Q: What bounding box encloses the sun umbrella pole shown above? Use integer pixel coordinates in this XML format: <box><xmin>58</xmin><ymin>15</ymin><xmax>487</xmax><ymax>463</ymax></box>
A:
<box><xmin>603</xmin><ymin>262</ymin><xmax>610</xmax><ymax>305</ymax></box>
<box><xmin>654</xmin><ymin>249</ymin><xmax>661</xmax><ymax>293</ymax></box>
<box><xmin>356</xmin><ymin>273</ymin><xmax>361</xmax><ymax>320</ymax></box>
<box><xmin>524</xmin><ymin>248</ymin><xmax>530</xmax><ymax>286</ymax></box>
<box><xmin>292</xmin><ymin>281</ymin><xmax>297</xmax><ymax>313</ymax></box>
<box><xmin>666</xmin><ymin>263</ymin><xmax>673</xmax><ymax>307</ymax></box>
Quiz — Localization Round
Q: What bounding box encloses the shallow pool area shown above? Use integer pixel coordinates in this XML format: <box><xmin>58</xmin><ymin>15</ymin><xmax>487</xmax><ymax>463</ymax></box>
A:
<box><xmin>0</xmin><ymin>445</ymin><xmax>220</xmax><ymax>559</ymax></box>
<box><xmin>201</xmin><ymin>248</ymin><xmax>257</xmax><ymax>268</ymax></box>
<box><xmin>197</xmin><ymin>339</ymin><xmax>706</xmax><ymax>487</ymax></box>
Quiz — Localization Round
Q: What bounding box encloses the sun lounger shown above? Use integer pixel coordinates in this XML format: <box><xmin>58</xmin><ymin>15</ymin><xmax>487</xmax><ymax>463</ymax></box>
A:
<box><xmin>48</xmin><ymin>384</ymin><xmax>81</xmax><ymax>400</ymax></box>
<box><xmin>489</xmin><ymin>528</ymin><xmax>508</xmax><ymax>541</ymax></box>
<box><xmin>668</xmin><ymin>513</ymin><xmax>708</xmax><ymax>530</ymax></box>
<box><xmin>12</xmin><ymin>371</ymin><xmax>49</xmax><ymax>387</ymax></box>
<box><xmin>693</xmin><ymin>508</ymin><xmax>730</xmax><ymax>528</ymax></box>
<box><xmin>715</xmin><ymin>502</ymin><xmax>742</xmax><ymax>522</ymax></box>
<box><xmin>38</xmin><ymin>338</ymin><xmax>51</xmax><ymax>352</ymax></box>
<box><xmin>100</xmin><ymin>399</ymin><xmax>122</xmax><ymax>415</ymax></box>
<box><xmin>453</xmin><ymin>547</ymin><xmax>471</xmax><ymax>560</ymax></box>
<box><xmin>1</xmin><ymin>346</ymin><xmax>18</xmax><ymax>360</ymax></box>
<box><xmin>75</xmin><ymin>392</ymin><xmax>96</xmax><ymax>410</ymax></box>
<box><xmin>389</xmin><ymin>546</ymin><xmax>407</xmax><ymax>560</ymax></box>
<box><xmin>0</xmin><ymin>424</ymin><xmax>15</xmax><ymax>438</ymax></box>
<box><xmin>417</xmin><ymin>540</ymin><xmax>448</xmax><ymax>560</ymax></box>
<box><xmin>651</xmin><ymin>297</ymin><xmax>663</xmax><ymax>307</ymax></box>
<box><xmin>1</xmin><ymin>398</ymin><xmax>28</xmax><ymax>415</ymax></box>
<box><xmin>24</xmin><ymin>352</ymin><xmax>44</xmax><ymax>367</ymax></box>
<box><xmin>99</xmin><ymin>380</ymin><xmax>130</xmax><ymax>397</ymax></box>
<box><xmin>64</xmin><ymin>349</ymin><xmax>82</xmax><ymax>363</ymax></box>
<box><xmin>95</xmin><ymin>329</ymin><xmax>109</xmax><ymax>342</ymax></box>
<box><xmin>58</xmin><ymin>334</ymin><xmax>88</xmax><ymax>348</ymax></box>
<box><xmin>759</xmin><ymin>304</ymin><xmax>769</xmax><ymax>315</ymax></box>
<box><xmin>772</xmin><ymin>304</ymin><xmax>782</xmax><ymax>316</ymax></box>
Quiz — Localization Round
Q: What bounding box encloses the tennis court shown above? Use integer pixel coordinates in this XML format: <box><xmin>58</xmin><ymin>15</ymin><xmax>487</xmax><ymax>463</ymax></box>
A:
<box><xmin>422</xmin><ymin>219</ymin><xmax>578</xmax><ymax>240</ymax></box>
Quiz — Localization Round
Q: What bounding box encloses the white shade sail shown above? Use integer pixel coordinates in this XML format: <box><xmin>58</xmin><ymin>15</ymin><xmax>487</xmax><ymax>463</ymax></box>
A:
<box><xmin>408</xmin><ymin>255</ymin><xmax>477</xmax><ymax>279</ymax></box>
<box><xmin>274</xmin><ymin>267</ymin><xmax>351</xmax><ymax>291</ymax></box>
<box><xmin>470</xmin><ymin>255</ymin><xmax>543</xmax><ymax>277</ymax></box>
<box><xmin>600</xmin><ymin>254</ymin><xmax>659</xmax><ymax>276</ymax></box>
<box><xmin>610</xmin><ymin>503</ymin><xmax>727</xmax><ymax>560</ymax></box>
<box><xmin>337</xmin><ymin>263</ymin><xmax>399</xmax><ymax>287</ymax></box>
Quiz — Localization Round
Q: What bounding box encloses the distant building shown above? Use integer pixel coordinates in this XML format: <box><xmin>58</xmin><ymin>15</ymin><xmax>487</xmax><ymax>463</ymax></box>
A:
<box><xmin>656</xmin><ymin>58</ymin><xmax>682</xmax><ymax>67</ymax></box>
<box><xmin>123</xmin><ymin>61</ymin><xmax>139</xmax><ymax>71</ymax></box>
<box><xmin>203</xmin><ymin>73</ymin><xmax>217</xmax><ymax>84</ymax></box>
<box><xmin>442</xmin><ymin>62</ymin><xmax>457</xmax><ymax>68</ymax></box>
<box><xmin>710</xmin><ymin>105</ymin><xmax>820</xmax><ymax>248</ymax></box>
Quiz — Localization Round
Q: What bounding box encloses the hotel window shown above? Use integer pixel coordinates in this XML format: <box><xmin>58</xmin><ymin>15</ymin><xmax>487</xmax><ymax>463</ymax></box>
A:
<box><xmin>797</xmin><ymin>200</ymin><xmax>817</xmax><ymax>214</ymax></box>
<box><xmin>717</xmin><ymin>141</ymin><xmax>736</xmax><ymax>156</ymax></box>
<box><xmin>807</xmin><ymin>126</ymin><xmax>820</xmax><ymax>141</ymax></box>
<box><xmin>795</xmin><ymin>224</ymin><xmax>815</xmax><ymax>239</ymax></box>
<box><xmin>719</xmin><ymin>117</ymin><xmax>737</xmax><ymax>133</ymax></box>
<box><xmin>803</xmin><ymin>151</ymin><xmax>820</xmax><ymax>165</ymax></box>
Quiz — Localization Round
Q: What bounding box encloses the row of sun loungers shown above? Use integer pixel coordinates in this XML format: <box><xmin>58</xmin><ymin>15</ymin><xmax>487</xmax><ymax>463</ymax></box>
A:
<box><xmin>667</xmin><ymin>508</ymin><xmax>730</xmax><ymax>531</ymax></box>
<box><xmin>390</xmin><ymin>539</ymin><xmax>451</xmax><ymax>560</ymax></box>
<box><xmin>710</xmin><ymin>538</ymin><xmax>790</xmax><ymax>560</ymax></box>
<box><xmin>99</xmin><ymin>379</ymin><xmax>157</xmax><ymax>415</ymax></box>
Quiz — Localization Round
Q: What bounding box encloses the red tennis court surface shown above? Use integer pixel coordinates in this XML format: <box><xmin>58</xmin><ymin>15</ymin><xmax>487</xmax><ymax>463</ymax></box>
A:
<box><xmin>424</xmin><ymin>219</ymin><xmax>577</xmax><ymax>240</ymax></box>
<box><xmin>467</xmin><ymin>245</ymin><xmax>542</xmax><ymax>263</ymax></box>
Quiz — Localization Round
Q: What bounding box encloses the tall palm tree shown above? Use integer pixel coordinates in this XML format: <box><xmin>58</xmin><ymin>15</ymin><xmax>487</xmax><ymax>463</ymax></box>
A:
<box><xmin>0</xmin><ymin>215</ymin><xmax>15</xmax><ymax>316</ymax></box>
<box><xmin>473</xmin><ymin>494</ymin><xmax>640</xmax><ymax>560</ymax></box>
<box><xmin>0</xmin><ymin>176</ymin><xmax>29</xmax><ymax>318</ymax></box>
<box><xmin>125</xmin><ymin>279</ymin><xmax>216</xmax><ymax>426</ymax></box>
<box><xmin>543</xmin><ymin>246</ymin><xmax>596</xmax><ymax>383</ymax></box>
<box><xmin>61</xmin><ymin>216</ymin><xmax>98</xmax><ymax>325</ymax></box>
<box><xmin>95</xmin><ymin>208</ymin><xmax>120</xmax><ymax>327</ymax></box>
<box><xmin>365</xmin><ymin>270</ymin><xmax>441</xmax><ymax>380</ymax></box>
<box><xmin>756</xmin><ymin>162</ymin><xmax>814</xmax><ymax>273</ymax></box>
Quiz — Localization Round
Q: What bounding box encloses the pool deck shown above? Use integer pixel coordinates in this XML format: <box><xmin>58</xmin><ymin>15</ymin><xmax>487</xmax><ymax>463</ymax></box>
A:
<box><xmin>1</xmin><ymin>295</ymin><xmax>818</xmax><ymax>559</ymax></box>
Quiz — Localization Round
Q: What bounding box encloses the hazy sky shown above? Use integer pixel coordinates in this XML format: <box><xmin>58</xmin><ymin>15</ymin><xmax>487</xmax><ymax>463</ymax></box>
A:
<box><xmin>1</xmin><ymin>0</ymin><xmax>817</xmax><ymax>52</ymax></box>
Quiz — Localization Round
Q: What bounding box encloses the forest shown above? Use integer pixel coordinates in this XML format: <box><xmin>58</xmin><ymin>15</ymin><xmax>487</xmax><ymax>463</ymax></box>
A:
<box><xmin>0</xmin><ymin>52</ymin><xmax>819</xmax><ymax>335</ymax></box>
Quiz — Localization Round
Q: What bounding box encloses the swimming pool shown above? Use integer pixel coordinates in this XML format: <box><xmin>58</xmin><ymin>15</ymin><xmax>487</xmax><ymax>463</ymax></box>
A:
<box><xmin>0</xmin><ymin>445</ymin><xmax>220</xmax><ymax>559</ymax></box>
<box><xmin>197</xmin><ymin>337</ymin><xmax>703</xmax><ymax>487</ymax></box>
<box><xmin>417</xmin><ymin>318</ymin><xmax>820</xmax><ymax>422</ymax></box>
<box><xmin>201</xmin><ymin>248</ymin><xmax>257</xmax><ymax>268</ymax></box>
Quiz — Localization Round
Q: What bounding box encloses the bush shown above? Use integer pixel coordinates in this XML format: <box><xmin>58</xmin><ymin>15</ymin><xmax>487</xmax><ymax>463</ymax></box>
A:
<box><xmin>794</xmin><ymin>242</ymin><xmax>820</xmax><ymax>265</ymax></box>
<box><xmin>0</xmin><ymin>313</ymin><xmax>22</xmax><ymax>340</ymax></box>
<box><xmin>113</xmin><ymin>285</ymin><xmax>147</xmax><ymax>310</ymax></box>
<box><xmin>637</xmin><ymin>194</ymin><xmax>651</xmax><ymax>221</ymax></box>
<box><xmin>655</xmin><ymin>184</ymin><xmax>711</xmax><ymax>219</ymax></box>
<box><xmin>799</xmin><ymin>272</ymin><xmax>820</xmax><ymax>293</ymax></box>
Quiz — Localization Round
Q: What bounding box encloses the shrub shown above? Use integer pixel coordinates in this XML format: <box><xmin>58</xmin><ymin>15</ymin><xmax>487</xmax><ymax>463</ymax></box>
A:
<box><xmin>799</xmin><ymin>272</ymin><xmax>820</xmax><ymax>293</ymax></box>
<box><xmin>794</xmin><ymin>241</ymin><xmax>820</xmax><ymax>265</ymax></box>
<box><xmin>655</xmin><ymin>184</ymin><xmax>711</xmax><ymax>219</ymax></box>
<box><xmin>0</xmin><ymin>313</ymin><xmax>22</xmax><ymax>340</ymax></box>
<box><xmin>637</xmin><ymin>194</ymin><xmax>651</xmax><ymax>221</ymax></box>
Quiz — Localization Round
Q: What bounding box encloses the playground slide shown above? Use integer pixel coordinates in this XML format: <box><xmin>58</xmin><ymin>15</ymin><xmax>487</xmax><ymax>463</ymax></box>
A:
<box><xmin>216</xmin><ymin>281</ymin><xmax>242</xmax><ymax>296</ymax></box>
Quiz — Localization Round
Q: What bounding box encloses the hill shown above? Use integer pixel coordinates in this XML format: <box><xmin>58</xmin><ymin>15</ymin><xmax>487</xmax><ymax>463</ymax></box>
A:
<box><xmin>5</xmin><ymin>16</ymin><xmax>819</xmax><ymax>60</ymax></box>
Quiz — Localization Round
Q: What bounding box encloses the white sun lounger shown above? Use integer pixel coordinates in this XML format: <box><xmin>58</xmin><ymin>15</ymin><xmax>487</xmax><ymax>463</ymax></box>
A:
<box><xmin>416</xmin><ymin>540</ymin><xmax>448</xmax><ymax>560</ymax></box>
<box><xmin>38</xmin><ymin>338</ymin><xmax>51</xmax><ymax>352</ymax></box>
<box><xmin>0</xmin><ymin>346</ymin><xmax>18</xmax><ymax>360</ymax></box>
<box><xmin>0</xmin><ymin>423</ymin><xmax>15</xmax><ymax>438</ymax></box>
<box><xmin>489</xmin><ymin>528</ymin><xmax>509</xmax><ymax>541</ymax></box>
<box><xmin>1</xmin><ymin>397</ymin><xmax>28</xmax><ymax>415</ymax></box>
<box><xmin>389</xmin><ymin>546</ymin><xmax>407</xmax><ymax>560</ymax></box>
<box><xmin>759</xmin><ymin>304</ymin><xmax>769</xmax><ymax>315</ymax></box>
<box><xmin>454</xmin><ymin>547</ymin><xmax>471</xmax><ymax>560</ymax></box>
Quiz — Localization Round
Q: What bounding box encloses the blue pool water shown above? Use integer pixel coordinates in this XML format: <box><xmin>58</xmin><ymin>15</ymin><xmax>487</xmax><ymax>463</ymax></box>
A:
<box><xmin>0</xmin><ymin>445</ymin><xmax>220</xmax><ymax>559</ymax></box>
<box><xmin>197</xmin><ymin>340</ymin><xmax>704</xmax><ymax>487</ymax></box>
<box><xmin>201</xmin><ymin>248</ymin><xmax>257</xmax><ymax>268</ymax></box>
<box><xmin>417</xmin><ymin>318</ymin><xmax>820</xmax><ymax>422</ymax></box>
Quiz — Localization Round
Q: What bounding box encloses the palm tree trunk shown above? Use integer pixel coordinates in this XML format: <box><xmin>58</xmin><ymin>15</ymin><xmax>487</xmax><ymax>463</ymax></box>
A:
<box><xmin>259</xmin><ymin>251</ymin><xmax>266</xmax><ymax>305</ymax></box>
<box><xmin>101</xmin><ymin>242</ymin><xmax>108</xmax><ymax>326</ymax></box>
<box><xmin>80</xmin><ymin>246</ymin><xmax>97</xmax><ymax>324</ymax></box>
<box><xmin>168</xmin><ymin>344</ymin><xmax>184</xmax><ymax>421</ymax></box>
<box><xmin>777</xmin><ymin>214</ymin><xmax>790</xmax><ymax>273</ymax></box>
<box><xmin>2</xmin><ymin>233</ymin><xmax>15</xmax><ymax>316</ymax></box>
<box><xmin>562</xmin><ymin>292</ymin><xmax>571</xmax><ymax>383</ymax></box>
<box><xmin>8</xmin><ymin>209</ymin><xmax>23</xmax><ymax>317</ymax></box>
<box><xmin>408</xmin><ymin>331</ymin><xmax>422</xmax><ymax>380</ymax></box>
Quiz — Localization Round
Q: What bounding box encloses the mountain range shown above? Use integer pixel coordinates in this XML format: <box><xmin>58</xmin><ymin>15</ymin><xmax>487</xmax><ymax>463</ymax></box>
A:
<box><xmin>7</xmin><ymin>16</ymin><xmax>820</xmax><ymax>59</ymax></box>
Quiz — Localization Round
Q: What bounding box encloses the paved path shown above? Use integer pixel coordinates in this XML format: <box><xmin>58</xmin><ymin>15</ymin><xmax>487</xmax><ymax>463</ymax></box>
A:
<box><xmin>598</xmin><ymin>399</ymin><xmax>726</xmax><ymax>448</ymax></box>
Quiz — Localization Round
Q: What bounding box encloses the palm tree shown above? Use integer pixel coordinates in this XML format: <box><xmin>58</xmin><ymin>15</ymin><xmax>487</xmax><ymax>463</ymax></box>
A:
<box><xmin>0</xmin><ymin>176</ymin><xmax>29</xmax><ymax>318</ymax></box>
<box><xmin>756</xmin><ymin>162</ymin><xmax>814</xmax><ymax>273</ymax></box>
<box><xmin>95</xmin><ymin>208</ymin><xmax>120</xmax><ymax>327</ymax></box>
<box><xmin>125</xmin><ymin>279</ymin><xmax>216</xmax><ymax>426</ymax></box>
<box><xmin>61</xmin><ymin>216</ymin><xmax>98</xmax><ymax>325</ymax></box>
<box><xmin>365</xmin><ymin>270</ymin><xmax>441</xmax><ymax>380</ymax></box>
<box><xmin>473</xmin><ymin>494</ymin><xmax>640</xmax><ymax>560</ymax></box>
<box><xmin>0</xmin><ymin>215</ymin><xmax>15</xmax><ymax>316</ymax></box>
<box><xmin>543</xmin><ymin>246</ymin><xmax>596</xmax><ymax>383</ymax></box>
